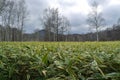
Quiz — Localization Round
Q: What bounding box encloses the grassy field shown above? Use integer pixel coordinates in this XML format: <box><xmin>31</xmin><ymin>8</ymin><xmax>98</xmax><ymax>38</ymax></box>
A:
<box><xmin>0</xmin><ymin>42</ymin><xmax>120</xmax><ymax>80</ymax></box>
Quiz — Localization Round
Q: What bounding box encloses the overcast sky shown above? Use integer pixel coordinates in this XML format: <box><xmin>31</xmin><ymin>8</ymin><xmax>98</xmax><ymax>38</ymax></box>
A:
<box><xmin>25</xmin><ymin>0</ymin><xmax>120</xmax><ymax>34</ymax></box>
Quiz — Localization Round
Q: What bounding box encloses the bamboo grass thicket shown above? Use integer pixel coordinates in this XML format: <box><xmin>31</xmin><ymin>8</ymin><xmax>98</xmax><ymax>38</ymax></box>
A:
<box><xmin>0</xmin><ymin>42</ymin><xmax>120</xmax><ymax>80</ymax></box>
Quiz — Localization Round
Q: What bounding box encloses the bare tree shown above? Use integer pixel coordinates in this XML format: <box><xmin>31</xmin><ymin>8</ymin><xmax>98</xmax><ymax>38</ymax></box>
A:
<box><xmin>87</xmin><ymin>1</ymin><xmax>105</xmax><ymax>41</ymax></box>
<box><xmin>60</xmin><ymin>16</ymin><xmax>70</xmax><ymax>41</ymax></box>
<box><xmin>41</xmin><ymin>8</ymin><xmax>52</xmax><ymax>41</ymax></box>
<box><xmin>0</xmin><ymin>0</ymin><xmax>27</xmax><ymax>41</ymax></box>
<box><xmin>41</xmin><ymin>8</ymin><xmax>70</xmax><ymax>41</ymax></box>
<box><xmin>15</xmin><ymin>0</ymin><xmax>27</xmax><ymax>41</ymax></box>
<box><xmin>0</xmin><ymin>0</ymin><xmax>6</xmax><ymax>41</ymax></box>
<box><xmin>51</xmin><ymin>8</ymin><xmax>62</xmax><ymax>41</ymax></box>
<box><xmin>41</xmin><ymin>8</ymin><xmax>59</xmax><ymax>41</ymax></box>
<box><xmin>0</xmin><ymin>0</ymin><xmax>6</xmax><ymax>14</ymax></box>
<box><xmin>1</xmin><ymin>0</ymin><xmax>15</xmax><ymax>41</ymax></box>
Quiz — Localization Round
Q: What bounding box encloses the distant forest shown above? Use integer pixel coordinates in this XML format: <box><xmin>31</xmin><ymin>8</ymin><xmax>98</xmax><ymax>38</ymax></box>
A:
<box><xmin>0</xmin><ymin>24</ymin><xmax>120</xmax><ymax>41</ymax></box>
<box><xmin>0</xmin><ymin>0</ymin><xmax>120</xmax><ymax>41</ymax></box>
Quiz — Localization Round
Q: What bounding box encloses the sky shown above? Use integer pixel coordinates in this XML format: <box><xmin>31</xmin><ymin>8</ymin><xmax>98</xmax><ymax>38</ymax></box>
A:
<box><xmin>25</xmin><ymin>0</ymin><xmax>120</xmax><ymax>34</ymax></box>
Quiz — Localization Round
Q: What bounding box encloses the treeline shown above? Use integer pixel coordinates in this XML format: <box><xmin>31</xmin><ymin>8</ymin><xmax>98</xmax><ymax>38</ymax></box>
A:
<box><xmin>0</xmin><ymin>23</ymin><xmax>120</xmax><ymax>41</ymax></box>
<box><xmin>24</xmin><ymin>24</ymin><xmax>120</xmax><ymax>41</ymax></box>
<box><xmin>70</xmin><ymin>24</ymin><xmax>120</xmax><ymax>41</ymax></box>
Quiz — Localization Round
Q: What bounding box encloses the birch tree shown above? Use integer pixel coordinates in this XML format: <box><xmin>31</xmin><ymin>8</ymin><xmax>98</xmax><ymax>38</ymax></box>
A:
<box><xmin>87</xmin><ymin>1</ymin><xmax>105</xmax><ymax>41</ymax></box>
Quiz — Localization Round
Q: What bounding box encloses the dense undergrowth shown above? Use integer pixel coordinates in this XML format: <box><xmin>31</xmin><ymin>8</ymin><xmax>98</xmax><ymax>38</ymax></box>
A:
<box><xmin>0</xmin><ymin>42</ymin><xmax>120</xmax><ymax>80</ymax></box>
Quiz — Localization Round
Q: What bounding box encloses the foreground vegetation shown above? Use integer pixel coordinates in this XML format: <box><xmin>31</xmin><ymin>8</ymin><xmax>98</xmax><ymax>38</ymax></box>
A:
<box><xmin>0</xmin><ymin>42</ymin><xmax>120</xmax><ymax>80</ymax></box>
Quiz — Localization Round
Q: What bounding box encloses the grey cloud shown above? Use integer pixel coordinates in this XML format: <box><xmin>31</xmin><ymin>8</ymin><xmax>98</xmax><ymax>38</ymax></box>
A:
<box><xmin>71</xmin><ymin>25</ymin><xmax>89</xmax><ymax>34</ymax></box>
<box><xmin>58</xmin><ymin>0</ymin><xmax>75</xmax><ymax>7</ymax></box>
<box><xmin>68</xmin><ymin>12</ymin><xmax>89</xmax><ymax>34</ymax></box>
<box><xmin>24</xmin><ymin>0</ymin><xmax>120</xmax><ymax>34</ymax></box>
<box><xmin>69</xmin><ymin>13</ymin><xmax>87</xmax><ymax>27</ymax></box>
<box><xmin>103</xmin><ymin>5</ymin><xmax>120</xmax><ymax>26</ymax></box>
<box><xmin>87</xmin><ymin>0</ymin><xmax>109</xmax><ymax>6</ymax></box>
